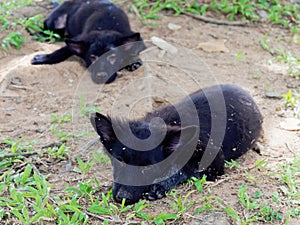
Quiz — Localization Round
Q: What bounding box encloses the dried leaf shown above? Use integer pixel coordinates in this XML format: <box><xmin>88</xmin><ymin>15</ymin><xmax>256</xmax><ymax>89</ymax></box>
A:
<box><xmin>197</xmin><ymin>39</ymin><xmax>229</xmax><ymax>53</ymax></box>
<box><xmin>280</xmin><ymin>118</ymin><xmax>300</xmax><ymax>131</ymax></box>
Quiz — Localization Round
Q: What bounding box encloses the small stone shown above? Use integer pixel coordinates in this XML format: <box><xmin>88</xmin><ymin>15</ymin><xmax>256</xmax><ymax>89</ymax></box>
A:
<box><xmin>265</xmin><ymin>91</ymin><xmax>283</xmax><ymax>99</ymax></box>
<box><xmin>167</xmin><ymin>23</ymin><xmax>182</xmax><ymax>31</ymax></box>
<box><xmin>280</xmin><ymin>118</ymin><xmax>300</xmax><ymax>131</ymax></box>
<box><xmin>151</xmin><ymin>36</ymin><xmax>178</xmax><ymax>54</ymax></box>
<box><xmin>36</xmin><ymin>128</ymin><xmax>46</xmax><ymax>133</ymax></box>
<box><xmin>190</xmin><ymin>212</ymin><xmax>230</xmax><ymax>225</ymax></box>
<box><xmin>258</xmin><ymin>10</ymin><xmax>269</xmax><ymax>21</ymax></box>
<box><xmin>6</xmin><ymin>106</ymin><xmax>15</xmax><ymax>111</ymax></box>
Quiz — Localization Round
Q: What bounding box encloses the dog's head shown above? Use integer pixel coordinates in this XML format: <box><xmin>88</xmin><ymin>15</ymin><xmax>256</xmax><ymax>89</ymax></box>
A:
<box><xmin>90</xmin><ymin>112</ymin><xmax>197</xmax><ymax>204</ymax></box>
<box><xmin>65</xmin><ymin>31</ymin><xmax>145</xmax><ymax>83</ymax></box>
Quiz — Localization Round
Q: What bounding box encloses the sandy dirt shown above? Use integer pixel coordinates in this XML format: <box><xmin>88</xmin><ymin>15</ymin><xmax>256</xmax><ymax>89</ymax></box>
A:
<box><xmin>0</xmin><ymin>2</ymin><xmax>299</xmax><ymax>224</ymax></box>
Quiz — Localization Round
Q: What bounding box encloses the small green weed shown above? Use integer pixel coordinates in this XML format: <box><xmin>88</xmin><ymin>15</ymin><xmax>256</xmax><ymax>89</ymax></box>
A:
<box><xmin>92</xmin><ymin>152</ymin><xmax>110</xmax><ymax>164</ymax></box>
<box><xmin>126</xmin><ymin>199</ymin><xmax>152</xmax><ymax>220</ymax></box>
<box><xmin>51</xmin><ymin>124</ymin><xmax>73</xmax><ymax>141</ymax></box>
<box><xmin>190</xmin><ymin>175</ymin><xmax>206</xmax><ymax>193</ymax></box>
<box><xmin>33</xmin><ymin>29</ymin><xmax>61</xmax><ymax>43</ymax></box>
<box><xmin>238</xmin><ymin>185</ymin><xmax>260</xmax><ymax>210</ymax></box>
<box><xmin>153</xmin><ymin>213</ymin><xmax>179</xmax><ymax>225</ymax></box>
<box><xmin>65</xmin><ymin>179</ymin><xmax>99</xmax><ymax>203</ymax></box>
<box><xmin>193</xmin><ymin>196</ymin><xmax>218</xmax><ymax>215</ymax></box>
<box><xmin>51</xmin><ymin>113</ymin><xmax>72</xmax><ymax>124</ymax></box>
<box><xmin>56</xmin><ymin>196</ymin><xmax>89</xmax><ymax>225</ymax></box>
<box><xmin>46</xmin><ymin>143</ymin><xmax>69</xmax><ymax>159</ymax></box>
<box><xmin>282</xmin><ymin>90</ymin><xmax>299</xmax><ymax>109</ymax></box>
<box><xmin>1</xmin><ymin>138</ymin><xmax>35</xmax><ymax>153</ymax></box>
<box><xmin>259</xmin><ymin>35</ymin><xmax>274</xmax><ymax>54</ymax></box>
<box><xmin>236</xmin><ymin>50</ymin><xmax>248</xmax><ymax>61</ymax></box>
<box><xmin>259</xmin><ymin>205</ymin><xmax>283</xmax><ymax>222</ymax></box>
<box><xmin>1</xmin><ymin>32</ymin><xmax>26</xmax><ymax>51</ymax></box>
<box><xmin>79</xmin><ymin>95</ymin><xmax>100</xmax><ymax>115</ymax></box>
<box><xmin>271</xmin><ymin>152</ymin><xmax>300</xmax><ymax>203</ymax></box>
<box><xmin>225</xmin><ymin>205</ymin><xmax>242</xmax><ymax>224</ymax></box>
<box><xmin>225</xmin><ymin>159</ymin><xmax>240</xmax><ymax>169</ymax></box>
<box><xmin>73</xmin><ymin>158</ymin><xmax>94</xmax><ymax>174</ymax></box>
<box><xmin>168</xmin><ymin>190</ymin><xmax>195</xmax><ymax>214</ymax></box>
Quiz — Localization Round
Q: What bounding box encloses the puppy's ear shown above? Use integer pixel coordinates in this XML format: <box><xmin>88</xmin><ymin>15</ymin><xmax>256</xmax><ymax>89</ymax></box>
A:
<box><xmin>54</xmin><ymin>14</ymin><xmax>67</xmax><ymax>29</ymax></box>
<box><xmin>90</xmin><ymin>113</ymin><xmax>116</xmax><ymax>143</ymax></box>
<box><xmin>163</xmin><ymin>126</ymin><xmax>197</xmax><ymax>156</ymax></box>
<box><xmin>65</xmin><ymin>38</ymin><xmax>89</xmax><ymax>55</ymax></box>
<box><xmin>118</xmin><ymin>33</ymin><xmax>145</xmax><ymax>52</ymax></box>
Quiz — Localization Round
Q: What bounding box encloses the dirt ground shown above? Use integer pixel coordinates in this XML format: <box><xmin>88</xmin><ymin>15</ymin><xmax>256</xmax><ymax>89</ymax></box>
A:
<box><xmin>0</xmin><ymin>2</ymin><xmax>300</xmax><ymax>225</ymax></box>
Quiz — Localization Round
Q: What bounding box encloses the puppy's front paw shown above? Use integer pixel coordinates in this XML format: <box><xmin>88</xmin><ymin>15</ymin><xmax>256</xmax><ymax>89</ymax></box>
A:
<box><xmin>125</xmin><ymin>60</ymin><xmax>143</xmax><ymax>72</ymax></box>
<box><xmin>143</xmin><ymin>185</ymin><xmax>166</xmax><ymax>201</ymax></box>
<box><xmin>31</xmin><ymin>54</ymin><xmax>48</xmax><ymax>65</ymax></box>
<box><xmin>143</xmin><ymin>192</ymin><xmax>157</xmax><ymax>201</ymax></box>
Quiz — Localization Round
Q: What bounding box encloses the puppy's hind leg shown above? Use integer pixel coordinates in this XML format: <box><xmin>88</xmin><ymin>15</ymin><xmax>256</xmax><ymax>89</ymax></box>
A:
<box><xmin>31</xmin><ymin>46</ymin><xmax>73</xmax><ymax>65</ymax></box>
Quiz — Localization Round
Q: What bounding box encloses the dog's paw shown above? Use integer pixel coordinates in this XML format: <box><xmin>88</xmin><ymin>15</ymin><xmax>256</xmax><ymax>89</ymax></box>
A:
<box><xmin>31</xmin><ymin>54</ymin><xmax>48</xmax><ymax>65</ymax></box>
<box><xmin>143</xmin><ymin>185</ymin><xmax>166</xmax><ymax>201</ymax></box>
<box><xmin>143</xmin><ymin>192</ymin><xmax>157</xmax><ymax>201</ymax></box>
<box><xmin>125</xmin><ymin>60</ymin><xmax>143</xmax><ymax>72</ymax></box>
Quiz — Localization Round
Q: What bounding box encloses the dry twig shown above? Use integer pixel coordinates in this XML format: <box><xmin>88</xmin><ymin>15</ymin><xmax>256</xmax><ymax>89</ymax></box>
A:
<box><xmin>183</xmin><ymin>12</ymin><xmax>252</xmax><ymax>26</ymax></box>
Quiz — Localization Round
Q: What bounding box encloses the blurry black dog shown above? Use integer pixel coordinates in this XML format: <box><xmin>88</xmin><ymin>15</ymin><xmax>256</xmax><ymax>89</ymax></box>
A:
<box><xmin>31</xmin><ymin>0</ymin><xmax>145</xmax><ymax>83</ymax></box>
<box><xmin>91</xmin><ymin>84</ymin><xmax>263</xmax><ymax>204</ymax></box>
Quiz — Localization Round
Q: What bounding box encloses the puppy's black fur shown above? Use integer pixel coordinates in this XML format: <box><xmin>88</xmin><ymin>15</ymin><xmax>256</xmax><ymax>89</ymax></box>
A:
<box><xmin>31</xmin><ymin>0</ymin><xmax>145</xmax><ymax>83</ymax></box>
<box><xmin>91</xmin><ymin>84</ymin><xmax>263</xmax><ymax>204</ymax></box>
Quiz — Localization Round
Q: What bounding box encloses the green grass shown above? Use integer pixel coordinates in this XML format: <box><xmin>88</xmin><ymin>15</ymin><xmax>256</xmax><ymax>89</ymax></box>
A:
<box><xmin>132</xmin><ymin>0</ymin><xmax>300</xmax><ymax>31</ymax></box>
<box><xmin>0</xmin><ymin>0</ymin><xmax>61</xmax><ymax>51</ymax></box>
<box><xmin>0</xmin><ymin>108</ymin><xmax>299</xmax><ymax>224</ymax></box>
<box><xmin>1</xmin><ymin>131</ymin><xmax>300</xmax><ymax>224</ymax></box>
<box><xmin>0</xmin><ymin>0</ymin><xmax>300</xmax><ymax>51</ymax></box>
<box><xmin>2</xmin><ymin>0</ymin><xmax>300</xmax><ymax>50</ymax></box>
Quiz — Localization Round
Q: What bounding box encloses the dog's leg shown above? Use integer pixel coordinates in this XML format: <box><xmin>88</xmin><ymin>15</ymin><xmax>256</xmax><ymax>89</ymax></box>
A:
<box><xmin>202</xmin><ymin>150</ymin><xmax>225</xmax><ymax>181</ymax></box>
<box><xmin>105</xmin><ymin>73</ymin><xmax>118</xmax><ymax>84</ymax></box>
<box><xmin>31</xmin><ymin>46</ymin><xmax>73</xmax><ymax>65</ymax></box>
<box><xmin>124</xmin><ymin>58</ymin><xmax>143</xmax><ymax>72</ymax></box>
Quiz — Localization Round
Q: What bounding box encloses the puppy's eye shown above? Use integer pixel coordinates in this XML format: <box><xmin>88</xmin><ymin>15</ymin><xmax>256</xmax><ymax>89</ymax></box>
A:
<box><xmin>107</xmin><ymin>53</ymin><xmax>116</xmax><ymax>65</ymax></box>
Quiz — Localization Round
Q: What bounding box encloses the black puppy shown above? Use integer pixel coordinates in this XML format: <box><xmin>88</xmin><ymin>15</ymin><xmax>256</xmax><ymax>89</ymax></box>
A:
<box><xmin>31</xmin><ymin>0</ymin><xmax>145</xmax><ymax>83</ymax></box>
<box><xmin>91</xmin><ymin>84</ymin><xmax>263</xmax><ymax>204</ymax></box>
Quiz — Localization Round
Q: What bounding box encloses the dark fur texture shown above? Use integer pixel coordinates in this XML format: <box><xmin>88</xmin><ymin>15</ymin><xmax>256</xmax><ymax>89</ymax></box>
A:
<box><xmin>31</xmin><ymin>0</ymin><xmax>145</xmax><ymax>83</ymax></box>
<box><xmin>91</xmin><ymin>84</ymin><xmax>263</xmax><ymax>204</ymax></box>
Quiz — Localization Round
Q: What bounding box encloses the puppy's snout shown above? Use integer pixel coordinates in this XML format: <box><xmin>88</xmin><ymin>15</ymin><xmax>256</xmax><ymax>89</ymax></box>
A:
<box><xmin>90</xmin><ymin>71</ymin><xmax>108</xmax><ymax>84</ymax></box>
